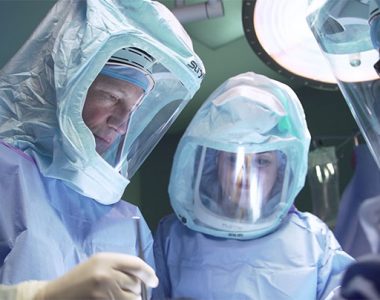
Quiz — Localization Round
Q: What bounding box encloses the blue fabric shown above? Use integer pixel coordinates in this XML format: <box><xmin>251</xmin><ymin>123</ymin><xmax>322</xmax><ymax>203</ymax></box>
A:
<box><xmin>100</xmin><ymin>64</ymin><xmax>152</xmax><ymax>93</ymax></box>
<box><xmin>334</xmin><ymin>144</ymin><xmax>380</xmax><ymax>258</ymax></box>
<box><xmin>340</xmin><ymin>254</ymin><xmax>380</xmax><ymax>299</ymax></box>
<box><xmin>0</xmin><ymin>141</ymin><xmax>154</xmax><ymax>284</ymax></box>
<box><xmin>153</xmin><ymin>213</ymin><xmax>354</xmax><ymax>300</ymax></box>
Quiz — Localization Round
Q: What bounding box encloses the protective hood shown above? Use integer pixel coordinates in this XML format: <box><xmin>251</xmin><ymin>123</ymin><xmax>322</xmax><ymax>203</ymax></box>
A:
<box><xmin>169</xmin><ymin>72</ymin><xmax>310</xmax><ymax>239</ymax></box>
<box><xmin>0</xmin><ymin>0</ymin><xmax>205</xmax><ymax>204</ymax></box>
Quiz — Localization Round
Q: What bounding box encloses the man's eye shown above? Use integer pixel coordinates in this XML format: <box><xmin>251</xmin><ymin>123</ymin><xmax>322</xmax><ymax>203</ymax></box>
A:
<box><xmin>109</xmin><ymin>95</ymin><xmax>119</xmax><ymax>103</ymax></box>
<box><xmin>104</xmin><ymin>94</ymin><xmax>119</xmax><ymax>104</ymax></box>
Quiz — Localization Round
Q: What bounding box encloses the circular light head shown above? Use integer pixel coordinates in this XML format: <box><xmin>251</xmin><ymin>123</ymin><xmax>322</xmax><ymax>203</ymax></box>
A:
<box><xmin>242</xmin><ymin>0</ymin><xmax>339</xmax><ymax>91</ymax></box>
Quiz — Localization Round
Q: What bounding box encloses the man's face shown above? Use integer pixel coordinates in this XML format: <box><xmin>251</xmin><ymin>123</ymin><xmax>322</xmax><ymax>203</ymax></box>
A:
<box><xmin>82</xmin><ymin>74</ymin><xmax>144</xmax><ymax>154</ymax></box>
<box><xmin>217</xmin><ymin>151</ymin><xmax>280</xmax><ymax>211</ymax></box>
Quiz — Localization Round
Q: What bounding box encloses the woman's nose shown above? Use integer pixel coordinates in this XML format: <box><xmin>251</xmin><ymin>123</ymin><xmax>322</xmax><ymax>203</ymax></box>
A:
<box><xmin>237</xmin><ymin>163</ymin><xmax>252</xmax><ymax>186</ymax></box>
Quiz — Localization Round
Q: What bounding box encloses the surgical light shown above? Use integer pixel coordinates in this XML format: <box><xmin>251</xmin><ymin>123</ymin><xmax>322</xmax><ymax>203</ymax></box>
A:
<box><xmin>306</xmin><ymin>0</ymin><xmax>380</xmax><ymax>170</ymax></box>
<box><xmin>242</xmin><ymin>0</ymin><xmax>338</xmax><ymax>90</ymax></box>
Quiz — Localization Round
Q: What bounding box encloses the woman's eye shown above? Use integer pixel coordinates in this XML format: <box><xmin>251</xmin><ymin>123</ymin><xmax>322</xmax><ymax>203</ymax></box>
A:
<box><xmin>254</xmin><ymin>157</ymin><xmax>271</xmax><ymax>168</ymax></box>
<box><xmin>228</xmin><ymin>156</ymin><xmax>237</xmax><ymax>164</ymax></box>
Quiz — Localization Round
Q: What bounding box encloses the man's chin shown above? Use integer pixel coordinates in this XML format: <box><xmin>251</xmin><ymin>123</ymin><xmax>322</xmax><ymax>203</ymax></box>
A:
<box><xmin>94</xmin><ymin>137</ymin><xmax>113</xmax><ymax>155</ymax></box>
<box><xmin>95</xmin><ymin>143</ymin><xmax>111</xmax><ymax>155</ymax></box>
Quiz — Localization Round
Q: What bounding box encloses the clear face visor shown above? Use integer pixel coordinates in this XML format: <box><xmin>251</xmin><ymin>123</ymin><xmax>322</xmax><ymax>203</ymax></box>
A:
<box><xmin>194</xmin><ymin>147</ymin><xmax>290</xmax><ymax>230</ymax></box>
<box><xmin>370</xmin><ymin>13</ymin><xmax>380</xmax><ymax>75</ymax></box>
<box><xmin>306</xmin><ymin>0</ymin><xmax>380</xmax><ymax>169</ymax></box>
<box><xmin>83</xmin><ymin>49</ymin><xmax>190</xmax><ymax>179</ymax></box>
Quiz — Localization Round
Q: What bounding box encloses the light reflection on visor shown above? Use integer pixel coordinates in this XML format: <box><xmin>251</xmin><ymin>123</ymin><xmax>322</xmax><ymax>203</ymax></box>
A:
<box><xmin>194</xmin><ymin>147</ymin><xmax>289</xmax><ymax>226</ymax></box>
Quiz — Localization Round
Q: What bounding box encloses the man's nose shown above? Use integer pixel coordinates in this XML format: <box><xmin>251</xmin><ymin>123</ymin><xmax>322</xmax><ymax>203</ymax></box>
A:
<box><xmin>108</xmin><ymin>105</ymin><xmax>132</xmax><ymax>134</ymax></box>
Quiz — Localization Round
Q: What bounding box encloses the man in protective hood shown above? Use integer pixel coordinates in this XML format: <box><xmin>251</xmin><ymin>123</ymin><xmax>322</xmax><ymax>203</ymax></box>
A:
<box><xmin>153</xmin><ymin>72</ymin><xmax>354</xmax><ymax>300</ymax></box>
<box><xmin>0</xmin><ymin>0</ymin><xmax>204</xmax><ymax>299</ymax></box>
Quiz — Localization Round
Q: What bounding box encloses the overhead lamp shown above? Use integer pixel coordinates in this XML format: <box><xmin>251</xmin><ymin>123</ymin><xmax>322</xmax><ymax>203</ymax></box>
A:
<box><xmin>306</xmin><ymin>0</ymin><xmax>380</xmax><ymax>170</ymax></box>
<box><xmin>172</xmin><ymin>0</ymin><xmax>224</xmax><ymax>24</ymax></box>
<box><xmin>242</xmin><ymin>0</ymin><xmax>339</xmax><ymax>90</ymax></box>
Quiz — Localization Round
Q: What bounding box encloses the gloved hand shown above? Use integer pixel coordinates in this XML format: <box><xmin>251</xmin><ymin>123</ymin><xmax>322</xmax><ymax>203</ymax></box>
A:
<box><xmin>33</xmin><ymin>252</ymin><xmax>158</xmax><ymax>300</ymax></box>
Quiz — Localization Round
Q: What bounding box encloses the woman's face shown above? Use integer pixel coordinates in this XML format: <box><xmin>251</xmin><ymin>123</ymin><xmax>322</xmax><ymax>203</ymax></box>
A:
<box><xmin>82</xmin><ymin>74</ymin><xmax>144</xmax><ymax>154</ymax></box>
<box><xmin>217</xmin><ymin>150</ymin><xmax>280</xmax><ymax>210</ymax></box>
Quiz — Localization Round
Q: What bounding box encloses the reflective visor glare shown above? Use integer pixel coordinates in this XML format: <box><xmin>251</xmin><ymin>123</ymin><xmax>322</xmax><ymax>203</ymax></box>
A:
<box><xmin>197</xmin><ymin>148</ymin><xmax>288</xmax><ymax>223</ymax></box>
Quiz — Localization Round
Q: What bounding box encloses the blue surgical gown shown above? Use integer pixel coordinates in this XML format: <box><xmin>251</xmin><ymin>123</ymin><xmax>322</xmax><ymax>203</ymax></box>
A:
<box><xmin>334</xmin><ymin>144</ymin><xmax>380</xmax><ymax>258</ymax></box>
<box><xmin>153</xmin><ymin>212</ymin><xmax>354</xmax><ymax>300</ymax></box>
<box><xmin>0</xmin><ymin>141</ymin><xmax>154</xmax><ymax>284</ymax></box>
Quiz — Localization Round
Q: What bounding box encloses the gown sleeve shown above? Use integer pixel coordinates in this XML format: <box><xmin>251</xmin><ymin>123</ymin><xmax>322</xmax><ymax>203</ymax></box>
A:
<box><xmin>152</xmin><ymin>215</ymin><xmax>174</xmax><ymax>300</ymax></box>
<box><xmin>317</xmin><ymin>226</ymin><xmax>356</xmax><ymax>300</ymax></box>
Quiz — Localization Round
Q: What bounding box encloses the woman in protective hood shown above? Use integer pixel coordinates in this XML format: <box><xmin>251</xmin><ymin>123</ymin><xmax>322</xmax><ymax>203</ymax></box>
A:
<box><xmin>0</xmin><ymin>0</ymin><xmax>204</xmax><ymax>299</ymax></box>
<box><xmin>153</xmin><ymin>72</ymin><xmax>354</xmax><ymax>300</ymax></box>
